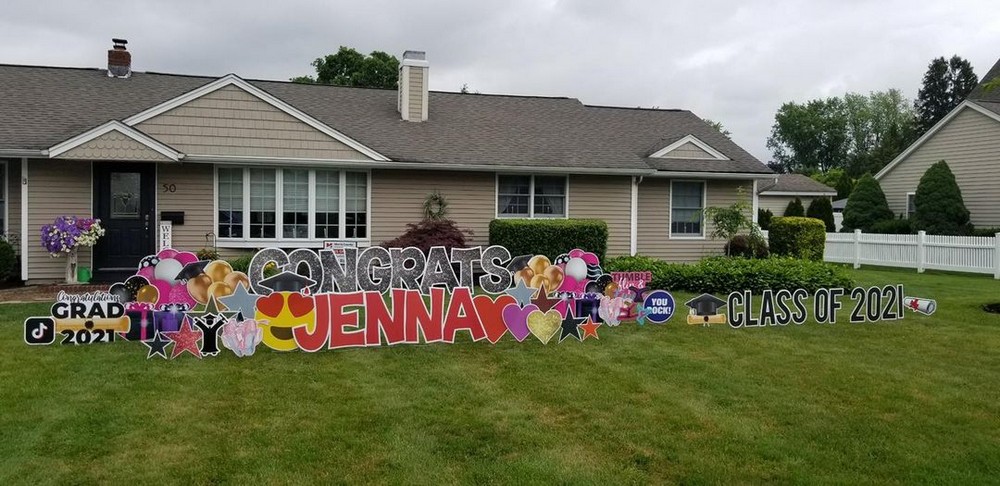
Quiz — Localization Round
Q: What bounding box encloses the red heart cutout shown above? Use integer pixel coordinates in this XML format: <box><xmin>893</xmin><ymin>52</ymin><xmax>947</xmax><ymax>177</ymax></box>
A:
<box><xmin>474</xmin><ymin>294</ymin><xmax>515</xmax><ymax>344</ymax></box>
<box><xmin>287</xmin><ymin>292</ymin><xmax>315</xmax><ymax>318</ymax></box>
<box><xmin>256</xmin><ymin>292</ymin><xmax>284</xmax><ymax>318</ymax></box>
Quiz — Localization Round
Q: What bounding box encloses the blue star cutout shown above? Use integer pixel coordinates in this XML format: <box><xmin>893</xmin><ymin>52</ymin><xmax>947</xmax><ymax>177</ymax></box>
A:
<box><xmin>505</xmin><ymin>278</ymin><xmax>538</xmax><ymax>308</ymax></box>
<box><xmin>219</xmin><ymin>282</ymin><xmax>260</xmax><ymax>318</ymax></box>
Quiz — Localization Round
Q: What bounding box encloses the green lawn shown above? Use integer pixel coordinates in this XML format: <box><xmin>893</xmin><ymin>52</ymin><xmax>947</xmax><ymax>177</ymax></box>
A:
<box><xmin>1</xmin><ymin>268</ymin><xmax>998</xmax><ymax>484</ymax></box>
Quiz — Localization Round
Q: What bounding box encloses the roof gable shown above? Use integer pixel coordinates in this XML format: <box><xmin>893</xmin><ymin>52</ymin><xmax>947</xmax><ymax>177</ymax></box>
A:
<box><xmin>649</xmin><ymin>134</ymin><xmax>728</xmax><ymax>160</ymax></box>
<box><xmin>125</xmin><ymin>74</ymin><xmax>388</xmax><ymax>161</ymax></box>
<box><xmin>48</xmin><ymin>121</ymin><xmax>180</xmax><ymax>161</ymax></box>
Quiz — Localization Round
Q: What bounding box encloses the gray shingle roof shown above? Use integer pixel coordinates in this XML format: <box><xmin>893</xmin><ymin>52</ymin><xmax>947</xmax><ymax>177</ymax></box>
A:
<box><xmin>758</xmin><ymin>174</ymin><xmax>835</xmax><ymax>194</ymax></box>
<box><xmin>968</xmin><ymin>57</ymin><xmax>1000</xmax><ymax>104</ymax></box>
<box><xmin>0</xmin><ymin>64</ymin><xmax>770</xmax><ymax>174</ymax></box>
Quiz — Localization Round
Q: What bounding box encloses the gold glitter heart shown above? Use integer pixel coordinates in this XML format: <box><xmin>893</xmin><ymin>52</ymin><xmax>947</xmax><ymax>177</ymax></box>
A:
<box><xmin>526</xmin><ymin>310</ymin><xmax>561</xmax><ymax>345</ymax></box>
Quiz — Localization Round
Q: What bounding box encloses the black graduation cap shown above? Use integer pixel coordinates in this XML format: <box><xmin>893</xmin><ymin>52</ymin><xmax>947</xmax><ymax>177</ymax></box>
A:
<box><xmin>175</xmin><ymin>260</ymin><xmax>210</xmax><ymax>281</ymax></box>
<box><xmin>259</xmin><ymin>271</ymin><xmax>317</xmax><ymax>293</ymax></box>
<box><xmin>506</xmin><ymin>255</ymin><xmax>533</xmax><ymax>272</ymax></box>
<box><xmin>685</xmin><ymin>293</ymin><xmax>727</xmax><ymax>316</ymax></box>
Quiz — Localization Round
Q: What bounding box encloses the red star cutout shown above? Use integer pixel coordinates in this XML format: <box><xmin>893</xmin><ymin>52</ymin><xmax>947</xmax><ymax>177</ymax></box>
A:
<box><xmin>579</xmin><ymin>318</ymin><xmax>601</xmax><ymax>340</ymax></box>
<box><xmin>531</xmin><ymin>284</ymin><xmax>561</xmax><ymax>312</ymax></box>
<box><xmin>163</xmin><ymin>317</ymin><xmax>203</xmax><ymax>359</ymax></box>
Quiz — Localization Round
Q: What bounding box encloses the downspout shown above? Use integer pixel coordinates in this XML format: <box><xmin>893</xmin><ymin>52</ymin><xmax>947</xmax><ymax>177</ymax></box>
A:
<box><xmin>20</xmin><ymin>157</ymin><xmax>28</xmax><ymax>281</ymax></box>
<box><xmin>630</xmin><ymin>175</ymin><xmax>643</xmax><ymax>256</ymax></box>
<box><xmin>752</xmin><ymin>179</ymin><xmax>759</xmax><ymax>224</ymax></box>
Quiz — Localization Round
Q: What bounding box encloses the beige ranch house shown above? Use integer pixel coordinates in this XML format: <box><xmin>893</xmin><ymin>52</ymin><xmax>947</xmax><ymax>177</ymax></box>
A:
<box><xmin>876</xmin><ymin>57</ymin><xmax>1000</xmax><ymax>226</ymax></box>
<box><xmin>0</xmin><ymin>43</ymin><xmax>773</xmax><ymax>284</ymax></box>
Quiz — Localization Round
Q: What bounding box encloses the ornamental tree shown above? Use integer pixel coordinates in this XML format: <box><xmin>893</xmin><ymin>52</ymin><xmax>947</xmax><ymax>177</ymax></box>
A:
<box><xmin>783</xmin><ymin>198</ymin><xmax>805</xmax><ymax>217</ymax></box>
<box><xmin>806</xmin><ymin>197</ymin><xmax>836</xmax><ymax>232</ymax></box>
<box><xmin>842</xmin><ymin>174</ymin><xmax>894</xmax><ymax>232</ymax></box>
<box><xmin>913</xmin><ymin>160</ymin><xmax>971</xmax><ymax>235</ymax></box>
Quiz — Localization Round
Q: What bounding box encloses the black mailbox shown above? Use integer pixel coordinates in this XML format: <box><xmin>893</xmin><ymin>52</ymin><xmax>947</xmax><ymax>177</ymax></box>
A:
<box><xmin>160</xmin><ymin>211</ymin><xmax>185</xmax><ymax>225</ymax></box>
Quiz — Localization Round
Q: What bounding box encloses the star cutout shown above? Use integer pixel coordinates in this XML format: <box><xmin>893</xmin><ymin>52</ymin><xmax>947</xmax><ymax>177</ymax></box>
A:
<box><xmin>579</xmin><ymin>318</ymin><xmax>601</xmax><ymax>340</ymax></box>
<box><xmin>163</xmin><ymin>317</ymin><xmax>203</xmax><ymax>359</ymax></box>
<box><xmin>558</xmin><ymin>308</ymin><xmax>586</xmax><ymax>342</ymax></box>
<box><xmin>142</xmin><ymin>331</ymin><xmax>171</xmax><ymax>359</ymax></box>
<box><xmin>219</xmin><ymin>282</ymin><xmax>260</xmax><ymax>317</ymax></box>
<box><xmin>505</xmin><ymin>278</ymin><xmax>538</xmax><ymax>308</ymax></box>
<box><xmin>531</xmin><ymin>284</ymin><xmax>561</xmax><ymax>312</ymax></box>
<box><xmin>189</xmin><ymin>294</ymin><xmax>235</xmax><ymax>321</ymax></box>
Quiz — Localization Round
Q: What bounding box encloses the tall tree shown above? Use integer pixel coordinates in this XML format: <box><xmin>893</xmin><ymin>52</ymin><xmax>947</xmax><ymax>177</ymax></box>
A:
<box><xmin>914</xmin><ymin>55</ymin><xmax>978</xmax><ymax>132</ymax></box>
<box><xmin>291</xmin><ymin>46</ymin><xmax>399</xmax><ymax>89</ymax></box>
<box><xmin>766</xmin><ymin>98</ymin><xmax>848</xmax><ymax>173</ymax></box>
<box><xmin>702</xmin><ymin>118</ymin><xmax>732</xmax><ymax>139</ymax></box>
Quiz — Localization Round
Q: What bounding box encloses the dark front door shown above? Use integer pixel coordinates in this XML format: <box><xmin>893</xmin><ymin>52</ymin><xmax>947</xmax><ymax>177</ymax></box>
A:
<box><xmin>93</xmin><ymin>163</ymin><xmax>156</xmax><ymax>283</ymax></box>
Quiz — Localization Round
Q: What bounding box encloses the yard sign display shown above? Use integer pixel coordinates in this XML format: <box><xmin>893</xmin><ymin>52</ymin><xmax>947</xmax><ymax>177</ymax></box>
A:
<box><xmin>23</xmin><ymin>246</ymin><xmax>673</xmax><ymax>359</ymax></box>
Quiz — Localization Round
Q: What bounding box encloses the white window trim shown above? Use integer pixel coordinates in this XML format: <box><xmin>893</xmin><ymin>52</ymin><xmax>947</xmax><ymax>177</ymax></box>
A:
<box><xmin>494</xmin><ymin>174</ymin><xmax>570</xmax><ymax>219</ymax></box>
<box><xmin>649</xmin><ymin>134</ymin><xmax>729</xmax><ymax>160</ymax></box>
<box><xmin>214</xmin><ymin>165</ymin><xmax>371</xmax><ymax>248</ymax></box>
<box><xmin>668</xmin><ymin>179</ymin><xmax>707</xmax><ymax>240</ymax></box>
<box><xmin>905</xmin><ymin>192</ymin><xmax>916</xmax><ymax>219</ymax></box>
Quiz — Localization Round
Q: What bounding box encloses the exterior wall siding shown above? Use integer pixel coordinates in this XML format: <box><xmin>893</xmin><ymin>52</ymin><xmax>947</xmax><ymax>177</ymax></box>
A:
<box><xmin>56</xmin><ymin>131</ymin><xmax>172</xmax><ymax>162</ymax></box>
<box><xmin>663</xmin><ymin>141</ymin><xmax>715</xmax><ymax>159</ymax></box>
<box><xmin>880</xmin><ymin>107</ymin><xmax>1000</xmax><ymax>227</ymax></box>
<box><xmin>137</xmin><ymin>85</ymin><xmax>372</xmax><ymax>161</ymax></box>
<box><xmin>157</xmin><ymin>163</ymin><xmax>215</xmax><ymax>252</ymax></box>
<box><xmin>637</xmin><ymin>178</ymin><xmax>753</xmax><ymax>262</ymax></box>
<box><xmin>568</xmin><ymin>175</ymin><xmax>631</xmax><ymax>257</ymax></box>
<box><xmin>27</xmin><ymin>159</ymin><xmax>92</xmax><ymax>283</ymax></box>
<box><xmin>407</xmin><ymin>68</ymin><xmax>424</xmax><ymax>121</ymax></box>
<box><xmin>758</xmin><ymin>195</ymin><xmax>822</xmax><ymax>216</ymax></box>
<box><xmin>370</xmin><ymin>169</ymin><xmax>495</xmax><ymax>247</ymax></box>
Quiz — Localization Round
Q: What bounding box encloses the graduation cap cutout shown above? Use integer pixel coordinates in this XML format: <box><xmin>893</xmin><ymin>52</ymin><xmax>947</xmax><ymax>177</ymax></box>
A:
<box><xmin>506</xmin><ymin>255</ymin><xmax>533</xmax><ymax>272</ymax></box>
<box><xmin>259</xmin><ymin>271</ymin><xmax>317</xmax><ymax>293</ymax></box>
<box><xmin>174</xmin><ymin>260</ymin><xmax>210</xmax><ymax>281</ymax></box>
<box><xmin>684</xmin><ymin>293</ymin><xmax>727</xmax><ymax>325</ymax></box>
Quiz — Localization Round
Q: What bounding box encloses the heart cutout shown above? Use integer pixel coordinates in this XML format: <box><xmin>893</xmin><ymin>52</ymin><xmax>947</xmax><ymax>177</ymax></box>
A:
<box><xmin>474</xmin><ymin>294</ymin><xmax>515</xmax><ymax>344</ymax></box>
<box><xmin>502</xmin><ymin>303</ymin><xmax>538</xmax><ymax>342</ymax></box>
<box><xmin>527</xmin><ymin>310</ymin><xmax>562</xmax><ymax>345</ymax></box>
<box><xmin>287</xmin><ymin>293</ymin><xmax>315</xmax><ymax>318</ymax></box>
<box><xmin>256</xmin><ymin>292</ymin><xmax>284</xmax><ymax>318</ymax></box>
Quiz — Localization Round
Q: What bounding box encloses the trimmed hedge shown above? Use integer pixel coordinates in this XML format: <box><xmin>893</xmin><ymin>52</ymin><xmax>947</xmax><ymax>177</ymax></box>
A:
<box><xmin>605</xmin><ymin>255</ymin><xmax>853</xmax><ymax>293</ymax></box>
<box><xmin>972</xmin><ymin>227</ymin><xmax>1000</xmax><ymax>237</ymax></box>
<box><xmin>489</xmin><ymin>218</ymin><xmax>608</xmax><ymax>261</ymax></box>
<box><xmin>724</xmin><ymin>234</ymin><xmax>769</xmax><ymax>259</ymax></box>
<box><xmin>870</xmin><ymin>218</ymin><xmax>914</xmax><ymax>235</ymax></box>
<box><xmin>769</xmin><ymin>216</ymin><xmax>826</xmax><ymax>261</ymax></box>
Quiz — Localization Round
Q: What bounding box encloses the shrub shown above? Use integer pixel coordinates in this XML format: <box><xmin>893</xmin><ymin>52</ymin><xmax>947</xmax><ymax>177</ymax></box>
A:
<box><xmin>605</xmin><ymin>255</ymin><xmax>853</xmax><ymax>293</ymax></box>
<box><xmin>783</xmin><ymin>198</ymin><xmax>805</xmax><ymax>217</ymax></box>
<box><xmin>382</xmin><ymin>219</ymin><xmax>471</xmax><ymax>254</ymax></box>
<box><xmin>757</xmin><ymin>209</ymin><xmax>774</xmax><ymax>230</ymax></box>
<box><xmin>196</xmin><ymin>247</ymin><xmax>220</xmax><ymax>261</ymax></box>
<box><xmin>227</xmin><ymin>254</ymin><xmax>253</xmax><ymax>273</ymax></box>
<box><xmin>972</xmin><ymin>227</ymin><xmax>1000</xmax><ymax>237</ymax></box>
<box><xmin>489</xmin><ymin>219</ymin><xmax>608</xmax><ymax>261</ymax></box>
<box><xmin>0</xmin><ymin>240</ymin><xmax>16</xmax><ymax>281</ymax></box>
<box><xmin>913</xmin><ymin>160</ymin><xmax>971</xmax><ymax>235</ymax></box>
<box><xmin>870</xmin><ymin>218</ymin><xmax>914</xmax><ymax>234</ymax></box>
<box><xmin>842</xmin><ymin>174</ymin><xmax>893</xmax><ymax>232</ymax></box>
<box><xmin>769</xmin><ymin>216</ymin><xmax>826</xmax><ymax>261</ymax></box>
<box><xmin>724</xmin><ymin>234</ymin><xmax>769</xmax><ymax>259</ymax></box>
<box><xmin>806</xmin><ymin>197</ymin><xmax>836</xmax><ymax>232</ymax></box>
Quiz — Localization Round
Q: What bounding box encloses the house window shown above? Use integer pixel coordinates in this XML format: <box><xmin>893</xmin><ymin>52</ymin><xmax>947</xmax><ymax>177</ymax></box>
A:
<box><xmin>906</xmin><ymin>193</ymin><xmax>916</xmax><ymax>219</ymax></box>
<box><xmin>217</xmin><ymin>167</ymin><xmax>243</xmax><ymax>238</ymax></box>
<box><xmin>671</xmin><ymin>181</ymin><xmax>705</xmax><ymax>237</ymax></box>
<box><xmin>497</xmin><ymin>175</ymin><xmax>567</xmax><ymax>218</ymax></box>
<box><xmin>282</xmin><ymin>169</ymin><xmax>309</xmax><ymax>238</ymax></box>
<box><xmin>315</xmin><ymin>170</ymin><xmax>340</xmax><ymax>239</ymax></box>
<box><xmin>217</xmin><ymin>167</ymin><xmax>368</xmax><ymax>242</ymax></box>
<box><xmin>249</xmin><ymin>169</ymin><xmax>277</xmax><ymax>238</ymax></box>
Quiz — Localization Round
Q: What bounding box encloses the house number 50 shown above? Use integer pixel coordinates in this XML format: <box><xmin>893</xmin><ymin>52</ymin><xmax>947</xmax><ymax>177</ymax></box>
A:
<box><xmin>161</xmin><ymin>183</ymin><xmax>176</xmax><ymax>193</ymax></box>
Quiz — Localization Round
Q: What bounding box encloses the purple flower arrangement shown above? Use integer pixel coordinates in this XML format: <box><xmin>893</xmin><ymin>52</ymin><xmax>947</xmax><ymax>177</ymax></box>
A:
<box><xmin>40</xmin><ymin>216</ymin><xmax>105</xmax><ymax>256</ymax></box>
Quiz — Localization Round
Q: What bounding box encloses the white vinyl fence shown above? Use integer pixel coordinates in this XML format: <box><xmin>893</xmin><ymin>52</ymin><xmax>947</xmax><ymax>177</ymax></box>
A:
<box><xmin>765</xmin><ymin>230</ymin><xmax>1000</xmax><ymax>278</ymax></box>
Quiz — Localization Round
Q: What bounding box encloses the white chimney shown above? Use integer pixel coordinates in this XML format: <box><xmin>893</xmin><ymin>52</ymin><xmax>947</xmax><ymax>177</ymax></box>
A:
<box><xmin>398</xmin><ymin>51</ymin><xmax>428</xmax><ymax>122</ymax></box>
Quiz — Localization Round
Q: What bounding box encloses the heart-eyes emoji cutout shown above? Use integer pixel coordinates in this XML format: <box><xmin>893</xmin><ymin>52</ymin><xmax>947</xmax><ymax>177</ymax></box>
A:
<box><xmin>255</xmin><ymin>292</ymin><xmax>284</xmax><ymax>318</ymax></box>
<box><xmin>286</xmin><ymin>293</ymin><xmax>315</xmax><ymax>318</ymax></box>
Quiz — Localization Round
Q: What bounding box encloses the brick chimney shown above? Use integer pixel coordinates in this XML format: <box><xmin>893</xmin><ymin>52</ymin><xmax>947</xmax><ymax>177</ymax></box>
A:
<box><xmin>107</xmin><ymin>38</ymin><xmax>131</xmax><ymax>78</ymax></box>
<box><xmin>398</xmin><ymin>51</ymin><xmax>428</xmax><ymax>122</ymax></box>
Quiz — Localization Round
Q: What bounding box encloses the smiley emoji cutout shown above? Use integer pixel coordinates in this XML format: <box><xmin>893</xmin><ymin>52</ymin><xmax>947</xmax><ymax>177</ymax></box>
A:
<box><xmin>254</xmin><ymin>271</ymin><xmax>317</xmax><ymax>351</ymax></box>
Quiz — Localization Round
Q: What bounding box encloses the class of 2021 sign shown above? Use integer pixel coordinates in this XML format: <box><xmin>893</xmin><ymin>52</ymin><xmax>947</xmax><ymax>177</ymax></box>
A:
<box><xmin>24</xmin><ymin>246</ymin><xmax>673</xmax><ymax>359</ymax></box>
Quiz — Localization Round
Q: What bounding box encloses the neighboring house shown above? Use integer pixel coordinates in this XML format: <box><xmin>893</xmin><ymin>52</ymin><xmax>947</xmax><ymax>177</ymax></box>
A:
<box><xmin>877</xmin><ymin>57</ymin><xmax>1000</xmax><ymax>227</ymax></box>
<box><xmin>0</xmin><ymin>42</ymin><xmax>772</xmax><ymax>284</ymax></box>
<box><xmin>757</xmin><ymin>174</ymin><xmax>837</xmax><ymax>216</ymax></box>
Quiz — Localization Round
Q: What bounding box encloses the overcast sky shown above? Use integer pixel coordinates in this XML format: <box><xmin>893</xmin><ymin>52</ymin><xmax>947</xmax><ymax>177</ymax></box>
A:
<box><xmin>1</xmin><ymin>1</ymin><xmax>998</xmax><ymax>161</ymax></box>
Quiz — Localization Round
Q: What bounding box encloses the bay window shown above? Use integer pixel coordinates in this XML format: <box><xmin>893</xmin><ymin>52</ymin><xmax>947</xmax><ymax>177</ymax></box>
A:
<box><xmin>497</xmin><ymin>174</ymin><xmax>567</xmax><ymax>218</ymax></box>
<box><xmin>670</xmin><ymin>180</ymin><xmax>705</xmax><ymax>237</ymax></box>
<box><xmin>217</xmin><ymin>167</ymin><xmax>368</xmax><ymax>243</ymax></box>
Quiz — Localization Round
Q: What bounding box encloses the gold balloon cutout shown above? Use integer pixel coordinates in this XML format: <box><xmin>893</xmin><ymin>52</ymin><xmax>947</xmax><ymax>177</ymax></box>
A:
<box><xmin>187</xmin><ymin>259</ymin><xmax>251</xmax><ymax>305</ymax></box>
<box><xmin>135</xmin><ymin>284</ymin><xmax>159</xmax><ymax>304</ymax></box>
<box><xmin>187</xmin><ymin>274</ymin><xmax>213</xmax><ymax>304</ymax></box>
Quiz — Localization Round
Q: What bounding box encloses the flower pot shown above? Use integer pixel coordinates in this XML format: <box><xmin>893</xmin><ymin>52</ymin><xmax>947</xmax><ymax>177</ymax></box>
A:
<box><xmin>77</xmin><ymin>266</ymin><xmax>92</xmax><ymax>284</ymax></box>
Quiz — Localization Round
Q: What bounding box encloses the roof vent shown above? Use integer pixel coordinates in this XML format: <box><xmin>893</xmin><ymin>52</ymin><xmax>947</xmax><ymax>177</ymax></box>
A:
<box><xmin>107</xmin><ymin>38</ymin><xmax>131</xmax><ymax>78</ymax></box>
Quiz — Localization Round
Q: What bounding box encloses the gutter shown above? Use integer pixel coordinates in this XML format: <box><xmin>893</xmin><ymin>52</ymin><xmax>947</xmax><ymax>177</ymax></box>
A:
<box><xmin>0</xmin><ymin>149</ymin><xmax>45</xmax><ymax>157</ymax></box>
<box><xmin>759</xmin><ymin>191</ymin><xmax>838</xmax><ymax>197</ymax></box>
<box><xmin>644</xmin><ymin>171</ymin><xmax>775</xmax><ymax>180</ymax></box>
